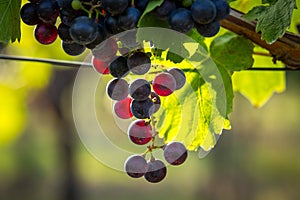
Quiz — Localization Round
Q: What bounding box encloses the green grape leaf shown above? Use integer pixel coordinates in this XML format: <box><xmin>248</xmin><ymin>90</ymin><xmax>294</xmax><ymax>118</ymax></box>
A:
<box><xmin>232</xmin><ymin>52</ymin><xmax>286</xmax><ymax>107</ymax></box>
<box><xmin>0</xmin><ymin>0</ymin><xmax>21</xmax><ymax>43</ymax></box>
<box><xmin>210</xmin><ymin>33</ymin><xmax>255</xmax><ymax>71</ymax></box>
<box><xmin>244</xmin><ymin>0</ymin><xmax>296</xmax><ymax>44</ymax></box>
<box><xmin>138</xmin><ymin>0</ymin><xmax>165</xmax><ymax>27</ymax></box>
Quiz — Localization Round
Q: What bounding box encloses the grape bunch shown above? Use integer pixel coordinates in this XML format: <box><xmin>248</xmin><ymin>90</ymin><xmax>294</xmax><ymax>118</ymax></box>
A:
<box><xmin>20</xmin><ymin>0</ymin><xmax>230</xmax><ymax>56</ymax></box>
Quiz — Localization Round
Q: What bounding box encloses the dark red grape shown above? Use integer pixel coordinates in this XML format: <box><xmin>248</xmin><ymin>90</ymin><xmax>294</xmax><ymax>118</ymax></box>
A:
<box><xmin>127</xmin><ymin>119</ymin><xmax>152</xmax><ymax>145</ymax></box>
<box><xmin>62</xmin><ymin>41</ymin><xmax>86</xmax><ymax>55</ymax></box>
<box><xmin>113</xmin><ymin>97</ymin><xmax>133</xmax><ymax>119</ymax></box>
<box><xmin>129</xmin><ymin>79</ymin><xmax>151</xmax><ymax>101</ymax></box>
<box><xmin>130</xmin><ymin>98</ymin><xmax>154</xmax><ymax>119</ymax></box>
<box><xmin>20</xmin><ymin>3</ymin><xmax>40</xmax><ymax>26</ymax></box>
<box><xmin>144</xmin><ymin>159</ymin><xmax>167</xmax><ymax>183</ymax></box>
<box><xmin>108</xmin><ymin>56</ymin><xmax>130</xmax><ymax>78</ymax></box>
<box><xmin>127</xmin><ymin>52</ymin><xmax>151</xmax><ymax>75</ymax></box>
<box><xmin>152</xmin><ymin>72</ymin><xmax>176</xmax><ymax>96</ymax></box>
<box><xmin>92</xmin><ymin>56</ymin><xmax>110</xmax><ymax>74</ymax></box>
<box><xmin>106</xmin><ymin>78</ymin><xmax>129</xmax><ymax>101</ymax></box>
<box><xmin>163</xmin><ymin>142</ymin><xmax>188</xmax><ymax>165</ymax></box>
<box><xmin>124</xmin><ymin>155</ymin><xmax>148</xmax><ymax>178</ymax></box>
<box><xmin>34</xmin><ymin>23</ymin><xmax>58</xmax><ymax>45</ymax></box>
<box><xmin>167</xmin><ymin>68</ymin><xmax>186</xmax><ymax>90</ymax></box>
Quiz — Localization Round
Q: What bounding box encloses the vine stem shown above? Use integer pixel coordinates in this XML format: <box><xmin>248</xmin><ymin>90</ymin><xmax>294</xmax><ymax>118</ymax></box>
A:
<box><xmin>0</xmin><ymin>54</ymin><xmax>299</xmax><ymax>71</ymax></box>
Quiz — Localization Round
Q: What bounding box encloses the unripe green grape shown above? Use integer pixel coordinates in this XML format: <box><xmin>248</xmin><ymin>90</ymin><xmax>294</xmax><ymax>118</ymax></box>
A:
<box><xmin>71</xmin><ymin>0</ymin><xmax>82</xmax><ymax>10</ymax></box>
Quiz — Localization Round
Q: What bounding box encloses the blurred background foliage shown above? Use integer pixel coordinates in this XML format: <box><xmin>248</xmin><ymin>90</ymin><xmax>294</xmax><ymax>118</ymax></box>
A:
<box><xmin>0</xmin><ymin>0</ymin><xmax>300</xmax><ymax>199</ymax></box>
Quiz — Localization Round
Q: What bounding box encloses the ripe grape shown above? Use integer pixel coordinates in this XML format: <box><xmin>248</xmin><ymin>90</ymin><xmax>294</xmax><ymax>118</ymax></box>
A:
<box><xmin>167</xmin><ymin>68</ymin><xmax>186</xmax><ymax>90</ymax></box>
<box><xmin>118</xmin><ymin>7</ymin><xmax>141</xmax><ymax>30</ymax></box>
<box><xmin>34</xmin><ymin>23</ymin><xmax>58</xmax><ymax>45</ymax></box>
<box><xmin>113</xmin><ymin>97</ymin><xmax>133</xmax><ymax>119</ymax></box>
<box><xmin>37</xmin><ymin>0</ymin><xmax>60</xmax><ymax>24</ymax></box>
<box><xmin>108</xmin><ymin>56</ymin><xmax>130</xmax><ymax>78</ymax></box>
<box><xmin>144</xmin><ymin>159</ymin><xmax>167</xmax><ymax>183</ymax></box>
<box><xmin>57</xmin><ymin>23</ymin><xmax>73</xmax><ymax>42</ymax></box>
<box><xmin>163</xmin><ymin>142</ymin><xmax>188</xmax><ymax>165</ymax></box>
<box><xmin>211</xmin><ymin>0</ymin><xmax>230</xmax><ymax>21</ymax></box>
<box><xmin>152</xmin><ymin>0</ymin><xmax>176</xmax><ymax>20</ymax></box>
<box><xmin>106</xmin><ymin>78</ymin><xmax>129</xmax><ymax>101</ymax></box>
<box><xmin>101</xmin><ymin>0</ymin><xmax>129</xmax><ymax>16</ymax></box>
<box><xmin>129</xmin><ymin>79</ymin><xmax>151</xmax><ymax>101</ymax></box>
<box><xmin>104</xmin><ymin>15</ymin><xmax>123</xmax><ymax>35</ymax></box>
<box><xmin>195</xmin><ymin>21</ymin><xmax>220</xmax><ymax>37</ymax></box>
<box><xmin>124</xmin><ymin>155</ymin><xmax>148</xmax><ymax>178</ymax></box>
<box><xmin>134</xmin><ymin>0</ymin><xmax>149</xmax><ymax>12</ymax></box>
<box><xmin>127</xmin><ymin>52</ymin><xmax>151</xmax><ymax>75</ymax></box>
<box><xmin>86</xmin><ymin>24</ymin><xmax>106</xmax><ymax>49</ymax></box>
<box><xmin>191</xmin><ymin>0</ymin><xmax>217</xmax><ymax>24</ymax></box>
<box><xmin>69</xmin><ymin>16</ymin><xmax>98</xmax><ymax>45</ymax></box>
<box><xmin>152</xmin><ymin>72</ymin><xmax>176</xmax><ymax>96</ymax></box>
<box><xmin>128</xmin><ymin>119</ymin><xmax>152</xmax><ymax>145</ymax></box>
<box><xmin>20</xmin><ymin>3</ymin><xmax>40</xmax><ymax>26</ymax></box>
<box><xmin>92</xmin><ymin>38</ymin><xmax>118</xmax><ymax>62</ymax></box>
<box><xmin>150</xmin><ymin>92</ymin><xmax>161</xmax><ymax>113</ymax></box>
<box><xmin>168</xmin><ymin>8</ymin><xmax>194</xmax><ymax>33</ymax></box>
<box><xmin>130</xmin><ymin>98</ymin><xmax>154</xmax><ymax>119</ymax></box>
<box><xmin>62</xmin><ymin>41</ymin><xmax>86</xmax><ymax>55</ymax></box>
<box><xmin>92</xmin><ymin>56</ymin><xmax>110</xmax><ymax>74</ymax></box>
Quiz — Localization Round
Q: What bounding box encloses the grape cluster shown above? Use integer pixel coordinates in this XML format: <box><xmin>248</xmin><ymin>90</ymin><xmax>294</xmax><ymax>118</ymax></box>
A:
<box><xmin>20</xmin><ymin>0</ymin><xmax>230</xmax><ymax>56</ymax></box>
<box><xmin>92</xmin><ymin>43</ymin><xmax>188</xmax><ymax>182</ymax></box>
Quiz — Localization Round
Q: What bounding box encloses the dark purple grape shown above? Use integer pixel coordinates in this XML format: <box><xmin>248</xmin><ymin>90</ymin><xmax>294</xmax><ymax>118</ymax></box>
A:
<box><xmin>124</xmin><ymin>155</ymin><xmax>148</xmax><ymax>178</ymax></box>
<box><xmin>130</xmin><ymin>98</ymin><xmax>154</xmax><ymax>119</ymax></box>
<box><xmin>167</xmin><ymin>68</ymin><xmax>186</xmax><ymax>90</ymax></box>
<box><xmin>129</xmin><ymin>79</ymin><xmax>151</xmax><ymax>101</ymax></box>
<box><xmin>152</xmin><ymin>0</ymin><xmax>176</xmax><ymax>20</ymax></box>
<box><xmin>150</xmin><ymin>92</ymin><xmax>161</xmax><ymax>113</ymax></box>
<box><xmin>113</xmin><ymin>97</ymin><xmax>133</xmax><ymax>119</ymax></box>
<box><xmin>106</xmin><ymin>78</ymin><xmax>129</xmax><ymax>101</ymax></box>
<box><xmin>134</xmin><ymin>0</ymin><xmax>149</xmax><ymax>12</ymax></box>
<box><xmin>20</xmin><ymin>3</ymin><xmax>40</xmax><ymax>25</ymax></box>
<box><xmin>118</xmin><ymin>7</ymin><xmax>141</xmax><ymax>30</ymax></box>
<box><xmin>108</xmin><ymin>56</ymin><xmax>130</xmax><ymax>78</ymax></box>
<box><xmin>101</xmin><ymin>0</ymin><xmax>129</xmax><ymax>15</ymax></box>
<box><xmin>163</xmin><ymin>142</ymin><xmax>188</xmax><ymax>165</ymax></box>
<box><xmin>191</xmin><ymin>0</ymin><xmax>217</xmax><ymax>24</ymax></box>
<box><xmin>37</xmin><ymin>0</ymin><xmax>60</xmax><ymax>24</ymax></box>
<box><xmin>34</xmin><ymin>23</ymin><xmax>58</xmax><ymax>45</ymax></box>
<box><xmin>69</xmin><ymin>16</ymin><xmax>98</xmax><ymax>45</ymax></box>
<box><xmin>58</xmin><ymin>23</ymin><xmax>73</xmax><ymax>42</ymax></box>
<box><xmin>195</xmin><ymin>21</ymin><xmax>220</xmax><ymax>37</ymax></box>
<box><xmin>62</xmin><ymin>41</ymin><xmax>86</xmax><ymax>56</ymax></box>
<box><xmin>169</xmin><ymin>8</ymin><xmax>194</xmax><ymax>33</ymax></box>
<box><xmin>211</xmin><ymin>0</ymin><xmax>230</xmax><ymax>21</ymax></box>
<box><xmin>59</xmin><ymin>9</ymin><xmax>87</xmax><ymax>26</ymax></box>
<box><xmin>128</xmin><ymin>119</ymin><xmax>152</xmax><ymax>145</ymax></box>
<box><xmin>85</xmin><ymin>24</ymin><xmax>106</xmax><ymax>49</ymax></box>
<box><xmin>144</xmin><ymin>159</ymin><xmax>167</xmax><ymax>183</ymax></box>
<box><xmin>104</xmin><ymin>15</ymin><xmax>123</xmax><ymax>35</ymax></box>
<box><xmin>152</xmin><ymin>72</ymin><xmax>176</xmax><ymax>96</ymax></box>
<box><xmin>127</xmin><ymin>52</ymin><xmax>151</xmax><ymax>75</ymax></box>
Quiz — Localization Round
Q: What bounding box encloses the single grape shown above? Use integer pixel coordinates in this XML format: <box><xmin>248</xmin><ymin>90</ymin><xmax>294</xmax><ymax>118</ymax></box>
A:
<box><xmin>130</xmin><ymin>98</ymin><xmax>154</xmax><ymax>119</ymax></box>
<box><xmin>211</xmin><ymin>0</ymin><xmax>230</xmax><ymax>21</ymax></box>
<box><xmin>92</xmin><ymin>38</ymin><xmax>118</xmax><ymax>62</ymax></box>
<box><xmin>104</xmin><ymin>15</ymin><xmax>123</xmax><ymax>35</ymax></box>
<box><xmin>152</xmin><ymin>72</ymin><xmax>176</xmax><ymax>96</ymax></box>
<box><xmin>62</xmin><ymin>41</ymin><xmax>86</xmax><ymax>56</ymax></box>
<box><xmin>167</xmin><ymin>68</ymin><xmax>186</xmax><ymax>90</ymax></box>
<box><xmin>85</xmin><ymin>24</ymin><xmax>106</xmax><ymax>49</ymax></box>
<box><xmin>20</xmin><ymin>3</ymin><xmax>40</xmax><ymax>26</ymax></box>
<box><xmin>37</xmin><ymin>0</ymin><xmax>60</xmax><ymax>24</ymax></box>
<box><xmin>195</xmin><ymin>21</ymin><xmax>220</xmax><ymax>37</ymax></box>
<box><xmin>163</xmin><ymin>142</ymin><xmax>188</xmax><ymax>165</ymax></box>
<box><xmin>106</xmin><ymin>78</ymin><xmax>129</xmax><ymax>101</ymax></box>
<box><xmin>152</xmin><ymin>0</ymin><xmax>176</xmax><ymax>20</ymax></box>
<box><xmin>150</xmin><ymin>92</ymin><xmax>161</xmax><ymax>113</ymax></box>
<box><xmin>182</xmin><ymin>0</ymin><xmax>192</xmax><ymax>7</ymax></box>
<box><xmin>69</xmin><ymin>16</ymin><xmax>98</xmax><ymax>45</ymax></box>
<box><xmin>144</xmin><ymin>159</ymin><xmax>167</xmax><ymax>183</ymax></box>
<box><xmin>124</xmin><ymin>155</ymin><xmax>148</xmax><ymax>178</ymax></box>
<box><xmin>127</xmin><ymin>52</ymin><xmax>151</xmax><ymax>75</ymax></box>
<box><xmin>134</xmin><ymin>0</ymin><xmax>149</xmax><ymax>12</ymax></box>
<box><xmin>60</xmin><ymin>9</ymin><xmax>87</xmax><ymax>26</ymax></box>
<box><xmin>58</xmin><ymin>23</ymin><xmax>73</xmax><ymax>42</ymax></box>
<box><xmin>92</xmin><ymin>56</ymin><xmax>110</xmax><ymax>74</ymax></box>
<box><xmin>118</xmin><ymin>7</ymin><xmax>141</xmax><ymax>30</ymax></box>
<box><xmin>168</xmin><ymin>8</ymin><xmax>194</xmax><ymax>33</ymax></box>
<box><xmin>101</xmin><ymin>0</ymin><xmax>129</xmax><ymax>15</ymax></box>
<box><xmin>34</xmin><ymin>23</ymin><xmax>58</xmax><ymax>45</ymax></box>
<box><xmin>108</xmin><ymin>56</ymin><xmax>130</xmax><ymax>78</ymax></box>
<box><xmin>71</xmin><ymin>0</ymin><xmax>82</xmax><ymax>10</ymax></box>
<box><xmin>128</xmin><ymin>119</ymin><xmax>152</xmax><ymax>145</ymax></box>
<box><xmin>114</xmin><ymin>97</ymin><xmax>133</xmax><ymax>119</ymax></box>
<box><xmin>129</xmin><ymin>79</ymin><xmax>151</xmax><ymax>101</ymax></box>
<box><xmin>191</xmin><ymin>0</ymin><xmax>217</xmax><ymax>24</ymax></box>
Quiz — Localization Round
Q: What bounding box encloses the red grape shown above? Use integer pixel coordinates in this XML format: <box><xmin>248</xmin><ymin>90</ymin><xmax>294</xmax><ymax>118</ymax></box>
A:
<box><xmin>92</xmin><ymin>56</ymin><xmax>110</xmax><ymax>74</ymax></box>
<box><xmin>34</xmin><ymin>23</ymin><xmax>58</xmax><ymax>45</ymax></box>
<box><xmin>127</xmin><ymin>119</ymin><xmax>152</xmax><ymax>145</ymax></box>
<box><xmin>152</xmin><ymin>72</ymin><xmax>176</xmax><ymax>96</ymax></box>
<box><xmin>113</xmin><ymin>97</ymin><xmax>133</xmax><ymax>119</ymax></box>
